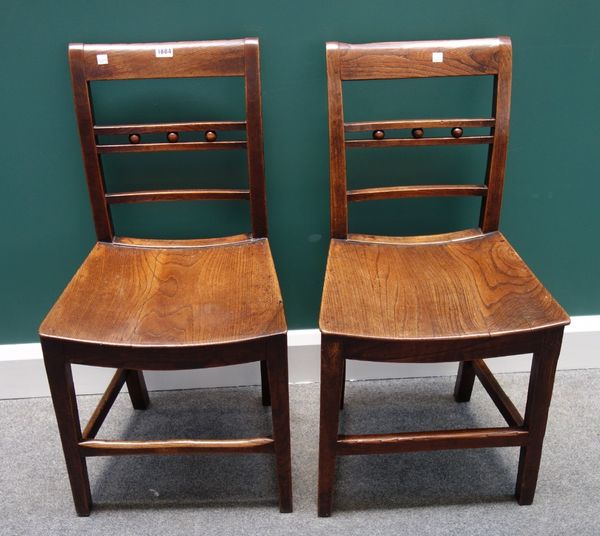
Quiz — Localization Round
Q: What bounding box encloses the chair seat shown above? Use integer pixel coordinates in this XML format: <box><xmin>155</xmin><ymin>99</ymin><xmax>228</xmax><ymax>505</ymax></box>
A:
<box><xmin>319</xmin><ymin>231</ymin><xmax>569</xmax><ymax>341</ymax></box>
<box><xmin>40</xmin><ymin>238</ymin><xmax>286</xmax><ymax>347</ymax></box>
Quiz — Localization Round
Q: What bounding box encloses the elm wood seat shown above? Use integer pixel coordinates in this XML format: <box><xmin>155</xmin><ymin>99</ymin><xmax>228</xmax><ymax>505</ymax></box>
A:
<box><xmin>39</xmin><ymin>39</ymin><xmax>292</xmax><ymax>516</ymax></box>
<box><xmin>317</xmin><ymin>37</ymin><xmax>570</xmax><ymax>516</ymax></box>
<box><xmin>40</xmin><ymin>240</ymin><xmax>286</xmax><ymax>348</ymax></box>
<box><xmin>320</xmin><ymin>231</ymin><xmax>568</xmax><ymax>341</ymax></box>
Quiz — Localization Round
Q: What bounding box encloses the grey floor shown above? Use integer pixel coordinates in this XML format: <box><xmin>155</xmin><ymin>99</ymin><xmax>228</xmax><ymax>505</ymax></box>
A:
<box><xmin>1</xmin><ymin>369</ymin><xmax>599</xmax><ymax>536</ymax></box>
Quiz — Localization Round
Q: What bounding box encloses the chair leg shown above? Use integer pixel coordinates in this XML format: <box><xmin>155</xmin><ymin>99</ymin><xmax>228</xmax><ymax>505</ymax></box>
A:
<box><xmin>339</xmin><ymin>360</ymin><xmax>346</xmax><ymax>410</ymax></box>
<box><xmin>125</xmin><ymin>370</ymin><xmax>150</xmax><ymax>410</ymax></box>
<box><xmin>454</xmin><ymin>360</ymin><xmax>476</xmax><ymax>402</ymax></box>
<box><xmin>515</xmin><ymin>329</ymin><xmax>563</xmax><ymax>505</ymax></box>
<box><xmin>260</xmin><ymin>360</ymin><xmax>271</xmax><ymax>406</ymax></box>
<box><xmin>42</xmin><ymin>342</ymin><xmax>92</xmax><ymax>516</ymax></box>
<box><xmin>318</xmin><ymin>336</ymin><xmax>344</xmax><ymax>517</ymax></box>
<box><xmin>266</xmin><ymin>336</ymin><xmax>292</xmax><ymax>513</ymax></box>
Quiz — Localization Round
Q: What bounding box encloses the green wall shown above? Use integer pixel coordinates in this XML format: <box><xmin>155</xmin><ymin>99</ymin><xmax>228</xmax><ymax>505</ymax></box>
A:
<box><xmin>1</xmin><ymin>1</ymin><xmax>599</xmax><ymax>343</ymax></box>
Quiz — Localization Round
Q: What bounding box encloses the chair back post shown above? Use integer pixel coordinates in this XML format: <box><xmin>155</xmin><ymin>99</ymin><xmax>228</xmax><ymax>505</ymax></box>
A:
<box><xmin>326</xmin><ymin>42</ymin><xmax>349</xmax><ymax>239</ymax></box>
<box><xmin>244</xmin><ymin>38</ymin><xmax>268</xmax><ymax>238</ymax></box>
<box><xmin>69</xmin><ymin>43</ymin><xmax>114</xmax><ymax>242</ymax></box>
<box><xmin>480</xmin><ymin>37</ymin><xmax>512</xmax><ymax>232</ymax></box>
<box><xmin>325</xmin><ymin>37</ymin><xmax>513</xmax><ymax>239</ymax></box>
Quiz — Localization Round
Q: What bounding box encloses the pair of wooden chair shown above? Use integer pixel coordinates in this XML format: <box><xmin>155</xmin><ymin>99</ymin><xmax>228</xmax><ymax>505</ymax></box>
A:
<box><xmin>40</xmin><ymin>37</ymin><xmax>569</xmax><ymax>517</ymax></box>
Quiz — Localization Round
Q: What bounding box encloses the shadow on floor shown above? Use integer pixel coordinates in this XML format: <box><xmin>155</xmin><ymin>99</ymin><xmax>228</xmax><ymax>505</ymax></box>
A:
<box><xmin>86</xmin><ymin>376</ymin><xmax>522</xmax><ymax>513</ymax></box>
<box><xmin>333</xmin><ymin>379</ymin><xmax>519</xmax><ymax>511</ymax></box>
<box><xmin>89</xmin><ymin>386</ymin><xmax>279</xmax><ymax>510</ymax></box>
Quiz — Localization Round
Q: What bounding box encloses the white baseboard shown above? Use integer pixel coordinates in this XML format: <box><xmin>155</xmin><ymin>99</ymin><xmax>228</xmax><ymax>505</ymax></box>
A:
<box><xmin>1</xmin><ymin>316</ymin><xmax>598</xmax><ymax>399</ymax></box>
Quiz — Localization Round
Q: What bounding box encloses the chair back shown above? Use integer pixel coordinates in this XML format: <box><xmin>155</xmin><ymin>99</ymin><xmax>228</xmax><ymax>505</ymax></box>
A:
<box><xmin>69</xmin><ymin>38</ymin><xmax>267</xmax><ymax>242</ymax></box>
<box><xmin>325</xmin><ymin>37</ymin><xmax>512</xmax><ymax>238</ymax></box>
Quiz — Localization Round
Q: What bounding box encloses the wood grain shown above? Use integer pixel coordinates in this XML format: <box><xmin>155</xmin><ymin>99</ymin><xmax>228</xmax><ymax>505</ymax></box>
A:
<box><xmin>337</xmin><ymin>330</ymin><xmax>548</xmax><ymax>364</ymax></box>
<box><xmin>347</xmin><ymin>228</ymin><xmax>483</xmax><ymax>245</ymax></box>
<box><xmin>326</xmin><ymin>42</ymin><xmax>349</xmax><ymax>239</ymax></box>
<box><xmin>325</xmin><ymin>36</ymin><xmax>512</xmax><ymax>240</ymax></box>
<box><xmin>43</xmin><ymin>350</ymin><xmax>91</xmax><ymax>516</ymax></box>
<box><xmin>80</xmin><ymin>40</ymin><xmax>246</xmax><ymax>80</ymax></box>
<box><xmin>94</xmin><ymin>121</ymin><xmax>246</xmax><ymax>135</ymax></box>
<box><xmin>244</xmin><ymin>38</ymin><xmax>269</xmax><ymax>238</ymax></box>
<box><xmin>112</xmin><ymin>234</ymin><xmax>252</xmax><ymax>248</ymax></box>
<box><xmin>105</xmin><ymin>189</ymin><xmax>250</xmax><ymax>204</ymax></box>
<box><xmin>454</xmin><ymin>361</ymin><xmax>476</xmax><ymax>402</ymax></box>
<box><xmin>338</xmin><ymin>37</ymin><xmax>507</xmax><ymax>80</ymax></box>
<box><xmin>472</xmin><ymin>359</ymin><xmax>524</xmax><ymax>427</ymax></box>
<box><xmin>266</xmin><ymin>335</ymin><xmax>293</xmax><ymax>512</ymax></box>
<box><xmin>347</xmin><ymin>184</ymin><xmax>487</xmax><ymax>202</ymax></box>
<box><xmin>79</xmin><ymin>437</ymin><xmax>275</xmax><ymax>456</ymax></box>
<box><xmin>345</xmin><ymin>135</ymin><xmax>493</xmax><ymax>148</ymax></box>
<box><xmin>82</xmin><ymin>369</ymin><xmax>127</xmax><ymax>440</ymax></box>
<box><xmin>40</xmin><ymin>239</ymin><xmax>286</xmax><ymax>347</ymax></box>
<box><xmin>125</xmin><ymin>369</ymin><xmax>150</xmax><ymax>410</ymax></box>
<box><xmin>68</xmin><ymin>44</ymin><xmax>114</xmax><ymax>241</ymax></box>
<box><xmin>47</xmin><ymin>38</ymin><xmax>291</xmax><ymax>516</ymax></box>
<box><xmin>345</xmin><ymin>118</ymin><xmax>495</xmax><ymax>131</ymax></box>
<box><xmin>318</xmin><ymin>336</ymin><xmax>344</xmax><ymax>517</ymax></box>
<box><xmin>480</xmin><ymin>38</ymin><xmax>512</xmax><ymax>232</ymax></box>
<box><xmin>69</xmin><ymin>38</ymin><xmax>269</xmax><ymax>242</ymax></box>
<box><xmin>319</xmin><ymin>36</ymin><xmax>567</xmax><ymax>515</ymax></box>
<box><xmin>320</xmin><ymin>232</ymin><xmax>568</xmax><ymax>341</ymax></box>
<box><xmin>96</xmin><ymin>140</ymin><xmax>246</xmax><ymax>153</ymax></box>
<box><xmin>516</xmin><ymin>329</ymin><xmax>563</xmax><ymax>505</ymax></box>
<box><xmin>336</xmin><ymin>427</ymin><xmax>528</xmax><ymax>455</ymax></box>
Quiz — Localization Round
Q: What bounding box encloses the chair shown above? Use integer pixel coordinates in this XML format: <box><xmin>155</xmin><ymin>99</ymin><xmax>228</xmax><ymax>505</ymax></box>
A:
<box><xmin>318</xmin><ymin>37</ymin><xmax>570</xmax><ymax>516</ymax></box>
<box><xmin>39</xmin><ymin>39</ymin><xmax>292</xmax><ymax>516</ymax></box>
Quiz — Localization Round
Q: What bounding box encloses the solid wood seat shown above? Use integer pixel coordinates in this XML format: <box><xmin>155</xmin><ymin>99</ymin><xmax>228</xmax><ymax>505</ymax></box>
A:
<box><xmin>40</xmin><ymin>239</ymin><xmax>285</xmax><ymax>348</ymax></box>
<box><xmin>320</xmin><ymin>231</ymin><xmax>568</xmax><ymax>342</ymax></box>
<box><xmin>40</xmin><ymin>39</ymin><xmax>292</xmax><ymax>516</ymax></box>
<box><xmin>317</xmin><ymin>37</ymin><xmax>570</xmax><ymax>516</ymax></box>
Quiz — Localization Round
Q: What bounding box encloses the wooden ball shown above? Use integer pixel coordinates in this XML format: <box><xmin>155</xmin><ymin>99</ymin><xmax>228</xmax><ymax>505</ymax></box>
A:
<box><xmin>372</xmin><ymin>129</ymin><xmax>385</xmax><ymax>140</ymax></box>
<box><xmin>128</xmin><ymin>133</ymin><xmax>141</xmax><ymax>144</ymax></box>
<box><xmin>451</xmin><ymin>127</ymin><xmax>463</xmax><ymax>138</ymax></box>
<box><xmin>411</xmin><ymin>128</ymin><xmax>424</xmax><ymax>139</ymax></box>
<box><xmin>205</xmin><ymin>130</ymin><xmax>217</xmax><ymax>142</ymax></box>
<box><xmin>167</xmin><ymin>132</ymin><xmax>179</xmax><ymax>143</ymax></box>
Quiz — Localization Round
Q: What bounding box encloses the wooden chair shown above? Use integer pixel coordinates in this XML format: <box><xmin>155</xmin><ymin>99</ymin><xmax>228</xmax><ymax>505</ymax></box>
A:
<box><xmin>318</xmin><ymin>37</ymin><xmax>570</xmax><ymax>516</ymax></box>
<box><xmin>39</xmin><ymin>39</ymin><xmax>292</xmax><ymax>516</ymax></box>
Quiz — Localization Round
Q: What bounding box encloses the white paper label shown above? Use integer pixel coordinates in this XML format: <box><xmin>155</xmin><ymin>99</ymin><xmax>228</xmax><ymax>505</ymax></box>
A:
<box><xmin>96</xmin><ymin>54</ymin><xmax>108</xmax><ymax>65</ymax></box>
<box><xmin>155</xmin><ymin>46</ymin><xmax>174</xmax><ymax>58</ymax></box>
<box><xmin>432</xmin><ymin>52</ymin><xmax>444</xmax><ymax>63</ymax></box>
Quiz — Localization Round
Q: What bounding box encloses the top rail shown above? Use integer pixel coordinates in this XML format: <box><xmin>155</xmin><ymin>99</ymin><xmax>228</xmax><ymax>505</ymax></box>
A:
<box><xmin>76</xmin><ymin>40</ymin><xmax>246</xmax><ymax>80</ymax></box>
<box><xmin>337</xmin><ymin>37</ymin><xmax>510</xmax><ymax>80</ymax></box>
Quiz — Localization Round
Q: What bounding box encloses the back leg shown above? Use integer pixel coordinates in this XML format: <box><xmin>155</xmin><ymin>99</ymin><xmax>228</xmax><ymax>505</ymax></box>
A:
<box><xmin>261</xmin><ymin>360</ymin><xmax>271</xmax><ymax>406</ymax></box>
<box><xmin>126</xmin><ymin>370</ymin><xmax>150</xmax><ymax>409</ymax></box>
<box><xmin>454</xmin><ymin>360</ymin><xmax>476</xmax><ymax>402</ymax></box>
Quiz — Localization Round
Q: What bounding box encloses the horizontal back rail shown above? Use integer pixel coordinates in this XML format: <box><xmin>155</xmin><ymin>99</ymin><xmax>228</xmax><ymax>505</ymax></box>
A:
<box><xmin>345</xmin><ymin>118</ymin><xmax>495</xmax><ymax>131</ymax></box>
<box><xmin>81</xmin><ymin>40</ymin><xmax>246</xmax><ymax>80</ymax></box>
<box><xmin>105</xmin><ymin>188</ymin><xmax>250</xmax><ymax>204</ymax></box>
<box><xmin>94</xmin><ymin>121</ymin><xmax>246</xmax><ymax>135</ymax></box>
<box><xmin>347</xmin><ymin>184</ymin><xmax>487</xmax><ymax>202</ymax></box>
<box><xmin>96</xmin><ymin>140</ymin><xmax>246</xmax><ymax>154</ymax></box>
<box><xmin>339</xmin><ymin>38</ymin><xmax>507</xmax><ymax>80</ymax></box>
<box><xmin>346</xmin><ymin>136</ymin><xmax>492</xmax><ymax>148</ymax></box>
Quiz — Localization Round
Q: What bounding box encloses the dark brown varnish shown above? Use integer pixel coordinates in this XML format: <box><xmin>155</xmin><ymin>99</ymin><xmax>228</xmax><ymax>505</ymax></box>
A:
<box><xmin>40</xmin><ymin>39</ymin><xmax>292</xmax><ymax>516</ymax></box>
<box><xmin>318</xmin><ymin>37</ymin><xmax>569</xmax><ymax>516</ymax></box>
